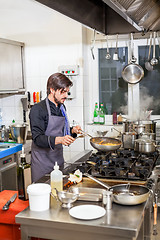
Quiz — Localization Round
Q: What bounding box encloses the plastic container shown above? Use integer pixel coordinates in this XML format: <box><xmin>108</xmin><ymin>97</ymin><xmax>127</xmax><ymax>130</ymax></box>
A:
<box><xmin>50</xmin><ymin>162</ymin><xmax>63</xmax><ymax>196</ymax></box>
<box><xmin>27</xmin><ymin>183</ymin><xmax>51</xmax><ymax>211</ymax></box>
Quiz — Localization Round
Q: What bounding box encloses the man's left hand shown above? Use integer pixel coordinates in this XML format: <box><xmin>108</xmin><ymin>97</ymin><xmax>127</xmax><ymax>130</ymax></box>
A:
<box><xmin>72</xmin><ymin>125</ymin><xmax>81</xmax><ymax>134</ymax></box>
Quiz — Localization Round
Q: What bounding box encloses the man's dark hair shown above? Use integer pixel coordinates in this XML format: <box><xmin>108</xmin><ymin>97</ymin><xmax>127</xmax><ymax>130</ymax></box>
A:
<box><xmin>47</xmin><ymin>73</ymin><xmax>73</xmax><ymax>95</ymax></box>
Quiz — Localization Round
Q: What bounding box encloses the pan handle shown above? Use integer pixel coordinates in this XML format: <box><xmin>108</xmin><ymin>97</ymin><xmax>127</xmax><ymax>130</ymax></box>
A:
<box><xmin>80</xmin><ymin>130</ymin><xmax>93</xmax><ymax>138</ymax></box>
<box><xmin>83</xmin><ymin>173</ymin><xmax>110</xmax><ymax>190</ymax></box>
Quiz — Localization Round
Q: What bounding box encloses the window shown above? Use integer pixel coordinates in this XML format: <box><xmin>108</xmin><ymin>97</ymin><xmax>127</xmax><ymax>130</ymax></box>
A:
<box><xmin>139</xmin><ymin>45</ymin><xmax>160</xmax><ymax>115</ymax></box>
<box><xmin>99</xmin><ymin>47</ymin><xmax>128</xmax><ymax>114</ymax></box>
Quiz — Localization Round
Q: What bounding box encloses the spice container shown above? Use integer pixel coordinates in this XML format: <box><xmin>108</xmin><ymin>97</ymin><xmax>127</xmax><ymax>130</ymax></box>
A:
<box><xmin>113</xmin><ymin>112</ymin><xmax>117</xmax><ymax>125</ymax></box>
<box><xmin>102</xmin><ymin>190</ymin><xmax>113</xmax><ymax>210</ymax></box>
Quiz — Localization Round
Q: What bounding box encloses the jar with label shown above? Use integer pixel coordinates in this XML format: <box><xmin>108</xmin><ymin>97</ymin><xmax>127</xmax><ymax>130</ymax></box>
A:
<box><xmin>113</xmin><ymin>112</ymin><xmax>117</xmax><ymax>125</ymax></box>
<box><xmin>117</xmin><ymin>113</ymin><xmax>123</xmax><ymax>124</ymax></box>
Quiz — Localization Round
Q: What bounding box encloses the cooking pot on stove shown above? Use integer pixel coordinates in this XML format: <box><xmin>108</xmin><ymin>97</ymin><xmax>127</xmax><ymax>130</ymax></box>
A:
<box><xmin>123</xmin><ymin>121</ymin><xmax>135</xmax><ymax>133</ymax></box>
<box><xmin>134</xmin><ymin>138</ymin><xmax>157</xmax><ymax>153</ymax></box>
<box><xmin>134</xmin><ymin>120</ymin><xmax>156</xmax><ymax>134</ymax></box>
<box><xmin>123</xmin><ymin>120</ymin><xmax>156</xmax><ymax>134</ymax></box>
<box><xmin>139</xmin><ymin>132</ymin><xmax>156</xmax><ymax>140</ymax></box>
<box><xmin>122</xmin><ymin>132</ymin><xmax>138</xmax><ymax>149</ymax></box>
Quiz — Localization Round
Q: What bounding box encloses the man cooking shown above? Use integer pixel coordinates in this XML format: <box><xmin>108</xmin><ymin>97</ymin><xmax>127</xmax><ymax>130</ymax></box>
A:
<box><xmin>29</xmin><ymin>73</ymin><xmax>81</xmax><ymax>182</ymax></box>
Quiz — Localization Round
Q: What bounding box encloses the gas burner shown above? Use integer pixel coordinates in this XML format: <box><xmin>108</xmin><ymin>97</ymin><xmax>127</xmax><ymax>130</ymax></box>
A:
<box><xmin>70</xmin><ymin>149</ymin><xmax>159</xmax><ymax>182</ymax></box>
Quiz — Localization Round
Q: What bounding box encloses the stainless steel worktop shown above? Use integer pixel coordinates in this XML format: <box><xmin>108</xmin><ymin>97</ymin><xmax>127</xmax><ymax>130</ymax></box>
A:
<box><xmin>15</xmin><ymin>149</ymin><xmax>153</xmax><ymax>240</ymax></box>
<box><xmin>16</xmin><ymin>187</ymin><xmax>152</xmax><ymax>240</ymax></box>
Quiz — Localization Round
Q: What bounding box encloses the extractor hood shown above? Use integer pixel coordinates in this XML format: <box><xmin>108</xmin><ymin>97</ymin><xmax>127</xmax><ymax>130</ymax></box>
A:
<box><xmin>103</xmin><ymin>0</ymin><xmax>160</xmax><ymax>32</ymax></box>
<box><xmin>35</xmin><ymin>0</ymin><xmax>160</xmax><ymax>34</ymax></box>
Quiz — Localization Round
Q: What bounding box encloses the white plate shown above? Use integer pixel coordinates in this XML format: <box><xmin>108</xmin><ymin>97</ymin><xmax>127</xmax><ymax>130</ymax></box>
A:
<box><xmin>69</xmin><ymin>205</ymin><xmax>106</xmax><ymax>220</ymax></box>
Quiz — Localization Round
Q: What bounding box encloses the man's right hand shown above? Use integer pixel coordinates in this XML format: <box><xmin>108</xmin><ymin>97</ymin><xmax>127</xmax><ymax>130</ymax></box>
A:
<box><xmin>55</xmin><ymin>135</ymin><xmax>75</xmax><ymax>146</ymax></box>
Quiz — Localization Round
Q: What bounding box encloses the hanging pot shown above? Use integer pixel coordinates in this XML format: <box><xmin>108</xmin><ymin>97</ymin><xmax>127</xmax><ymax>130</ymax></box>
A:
<box><xmin>122</xmin><ymin>33</ymin><xmax>144</xmax><ymax>84</ymax></box>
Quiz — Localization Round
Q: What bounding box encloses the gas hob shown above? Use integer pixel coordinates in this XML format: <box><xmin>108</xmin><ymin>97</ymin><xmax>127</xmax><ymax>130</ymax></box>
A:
<box><xmin>70</xmin><ymin>149</ymin><xmax>159</xmax><ymax>182</ymax></box>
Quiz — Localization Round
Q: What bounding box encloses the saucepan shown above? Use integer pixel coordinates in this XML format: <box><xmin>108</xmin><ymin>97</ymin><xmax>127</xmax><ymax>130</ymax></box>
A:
<box><xmin>80</xmin><ymin>130</ymin><xmax>122</xmax><ymax>152</ymax></box>
<box><xmin>84</xmin><ymin>173</ymin><xmax>150</xmax><ymax>205</ymax></box>
<box><xmin>134</xmin><ymin>138</ymin><xmax>160</xmax><ymax>154</ymax></box>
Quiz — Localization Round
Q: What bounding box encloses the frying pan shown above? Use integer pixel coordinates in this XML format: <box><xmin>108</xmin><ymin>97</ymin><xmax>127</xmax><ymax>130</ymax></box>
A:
<box><xmin>79</xmin><ymin>130</ymin><xmax>122</xmax><ymax>152</ymax></box>
<box><xmin>90</xmin><ymin>137</ymin><xmax>122</xmax><ymax>152</ymax></box>
<box><xmin>84</xmin><ymin>173</ymin><xmax>150</xmax><ymax>205</ymax></box>
<box><xmin>122</xmin><ymin>33</ymin><xmax>144</xmax><ymax>84</ymax></box>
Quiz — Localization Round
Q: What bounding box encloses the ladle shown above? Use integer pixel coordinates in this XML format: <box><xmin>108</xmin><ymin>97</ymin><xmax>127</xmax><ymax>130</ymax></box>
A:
<box><xmin>105</xmin><ymin>35</ymin><xmax>111</xmax><ymax>60</ymax></box>
<box><xmin>113</xmin><ymin>34</ymin><xmax>119</xmax><ymax>60</ymax></box>
<box><xmin>157</xmin><ymin>32</ymin><xmax>160</xmax><ymax>60</ymax></box>
<box><xmin>145</xmin><ymin>33</ymin><xmax>153</xmax><ymax>71</ymax></box>
<box><xmin>90</xmin><ymin>29</ymin><xmax>96</xmax><ymax>60</ymax></box>
<box><xmin>150</xmin><ymin>32</ymin><xmax>158</xmax><ymax>66</ymax></box>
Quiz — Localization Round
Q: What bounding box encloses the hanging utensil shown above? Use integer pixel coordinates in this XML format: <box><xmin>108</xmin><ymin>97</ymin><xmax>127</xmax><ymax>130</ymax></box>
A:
<box><xmin>145</xmin><ymin>33</ymin><xmax>153</xmax><ymax>71</ymax></box>
<box><xmin>90</xmin><ymin>29</ymin><xmax>96</xmax><ymax>60</ymax></box>
<box><xmin>122</xmin><ymin>33</ymin><xmax>144</xmax><ymax>84</ymax></box>
<box><xmin>150</xmin><ymin>32</ymin><xmax>158</xmax><ymax>66</ymax></box>
<box><xmin>157</xmin><ymin>31</ymin><xmax>160</xmax><ymax>60</ymax></box>
<box><xmin>105</xmin><ymin>35</ymin><xmax>111</xmax><ymax>60</ymax></box>
<box><xmin>113</xmin><ymin>34</ymin><xmax>119</xmax><ymax>60</ymax></box>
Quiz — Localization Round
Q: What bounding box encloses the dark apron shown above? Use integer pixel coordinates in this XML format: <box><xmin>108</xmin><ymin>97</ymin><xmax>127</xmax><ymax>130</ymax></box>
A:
<box><xmin>31</xmin><ymin>98</ymin><xmax>65</xmax><ymax>182</ymax></box>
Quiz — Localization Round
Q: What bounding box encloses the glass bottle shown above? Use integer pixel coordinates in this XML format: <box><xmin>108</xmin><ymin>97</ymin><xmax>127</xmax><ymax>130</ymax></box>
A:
<box><xmin>17</xmin><ymin>147</ymin><xmax>32</xmax><ymax>200</ymax></box>
<box><xmin>93</xmin><ymin>102</ymin><xmax>99</xmax><ymax>124</ymax></box>
<box><xmin>117</xmin><ymin>113</ymin><xmax>123</xmax><ymax>124</ymax></box>
<box><xmin>113</xmin><ymin>112</ymin><xmax>117</xmax><ymax>125</ymax></box>
<box><xmin>99</xmin><ymin>103</ymin><xmax>105</xmax><ymax>125</ymax></box>
<box><xmin>50</xmin><ymin>162</ymin><xmax>63</xmax><ymax>196</ymax></box>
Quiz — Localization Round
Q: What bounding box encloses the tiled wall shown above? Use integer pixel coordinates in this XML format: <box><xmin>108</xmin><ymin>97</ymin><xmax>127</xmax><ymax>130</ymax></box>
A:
<box><xmin>0</xmin><ymin>0</ymin><xmax>86</xmax><ymax>162</ymax></box>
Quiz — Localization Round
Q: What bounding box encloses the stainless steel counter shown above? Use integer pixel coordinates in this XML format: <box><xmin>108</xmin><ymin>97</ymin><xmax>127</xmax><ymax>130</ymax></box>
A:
<box><xmin>16</xmin><ymin>188</ymin><xmax>152</xmax><ymax>240</ymax></box>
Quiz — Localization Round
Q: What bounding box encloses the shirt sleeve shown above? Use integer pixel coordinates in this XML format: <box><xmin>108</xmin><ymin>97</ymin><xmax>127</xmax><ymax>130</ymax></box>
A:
<box><xmin>29</xmin><ymin>104</ymin><xmax>56</xmax><ymax>149</ymax></box>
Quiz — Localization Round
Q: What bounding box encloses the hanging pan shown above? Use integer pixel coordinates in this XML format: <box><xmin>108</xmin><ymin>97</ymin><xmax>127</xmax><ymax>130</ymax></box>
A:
<box><xmin>122</xmin><ymin>33</ymin><xmax>144</xmax><ymax>84</ymax></box>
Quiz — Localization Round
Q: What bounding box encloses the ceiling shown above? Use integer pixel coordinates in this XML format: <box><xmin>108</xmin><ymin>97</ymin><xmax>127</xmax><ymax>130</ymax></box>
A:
<box><xmin>35</xmin><ymin>0</ymin><xmax>160</xmax><ymax>35</ymax></box>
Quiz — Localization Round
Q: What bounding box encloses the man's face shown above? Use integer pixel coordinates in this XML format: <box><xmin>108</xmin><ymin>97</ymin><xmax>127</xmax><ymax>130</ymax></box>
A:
<box><xmin>52</xmin><ymin>87</ymin><xmax>70</xmax><ymax>105</ymax></box>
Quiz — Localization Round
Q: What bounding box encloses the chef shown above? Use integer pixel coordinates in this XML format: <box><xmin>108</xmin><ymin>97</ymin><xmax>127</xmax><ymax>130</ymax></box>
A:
<box><xmin>29</xmin><ymin>73</ymin><xmax>81</xmax><ymax>182</ymax></box>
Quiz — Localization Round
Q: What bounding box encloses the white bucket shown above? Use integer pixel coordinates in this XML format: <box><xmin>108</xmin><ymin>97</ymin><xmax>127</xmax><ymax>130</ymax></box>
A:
<box><xmin>27</xmin><ymin>183</ymin><xmax>51</xmax><ymax>211</ymax></box>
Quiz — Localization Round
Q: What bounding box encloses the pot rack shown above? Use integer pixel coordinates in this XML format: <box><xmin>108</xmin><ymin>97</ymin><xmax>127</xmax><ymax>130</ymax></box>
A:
<box><xmin>91</xmin><ymin>31</ymin><xmax>160</xmax><ymax>43</ymax></box>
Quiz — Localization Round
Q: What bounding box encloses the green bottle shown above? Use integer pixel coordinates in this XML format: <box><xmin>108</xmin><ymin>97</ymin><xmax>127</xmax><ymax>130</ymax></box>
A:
<box><xmin>93</xmin><ymin>102</ymin><xmax>99</xmax><ymax>124</ymax></box>
<box><xmin>17</xmin><ymin>147</ymin><xmax>32</xmax><ymax>201</ymax></box>
<box><xmin>99</xmin><ymin>103</ymin><xmax>105</xmax><ymax>125</ymax></box>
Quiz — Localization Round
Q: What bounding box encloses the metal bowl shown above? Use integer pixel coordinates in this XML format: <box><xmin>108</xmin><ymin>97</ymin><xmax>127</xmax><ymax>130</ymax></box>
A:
<box><xmin>56</xmin><ymin>190</ymin><xmax>79</xmax><ymax>208</ymax></box>
<box><xmin>96</xmin><ymin>131</ymin><xmax>108</xmax><ymax>137</ymax></box>
<box><xmin>10</xmin><ymin>124</ymin><xmax>28</xmax><ymax>144</ymax></box>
